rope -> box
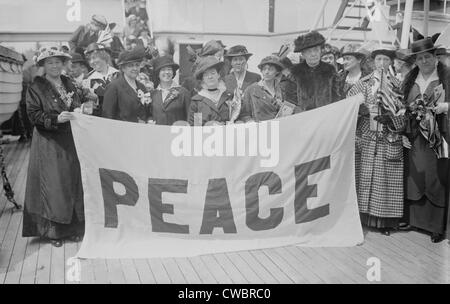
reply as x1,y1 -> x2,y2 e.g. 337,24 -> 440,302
0,143 -> 21,210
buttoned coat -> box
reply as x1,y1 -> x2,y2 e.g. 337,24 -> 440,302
102,74 -> 148,122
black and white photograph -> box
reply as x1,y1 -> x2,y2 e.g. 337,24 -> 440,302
0,0 -> 449,289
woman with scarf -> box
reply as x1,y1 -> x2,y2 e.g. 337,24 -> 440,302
149,56 -> 191,125
401,38 -> 449,243
188,56 -> 236,126
348,46 -> 406,236
23,48 -> 86,247
239,55 -> 286,122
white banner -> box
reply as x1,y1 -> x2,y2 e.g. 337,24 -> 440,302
71,95 -> 364,259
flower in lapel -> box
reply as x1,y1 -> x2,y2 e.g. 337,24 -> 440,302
58,89 -> 74,107
165,88 -> 180,103
137,89 -> 152,105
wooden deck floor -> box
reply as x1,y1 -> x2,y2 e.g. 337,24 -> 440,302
0,141 -> 448,284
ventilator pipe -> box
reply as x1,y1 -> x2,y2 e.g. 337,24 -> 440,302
400,0 -> 414,49
424,0 -> 429,37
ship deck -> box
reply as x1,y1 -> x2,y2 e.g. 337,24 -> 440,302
0,141 -> 448,284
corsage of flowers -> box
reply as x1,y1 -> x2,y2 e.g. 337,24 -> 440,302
137,89 -> 152,105
57,88 -> 74,108
165,88 -> 180,103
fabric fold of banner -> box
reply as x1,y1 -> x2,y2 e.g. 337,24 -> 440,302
71,95 -> 364,259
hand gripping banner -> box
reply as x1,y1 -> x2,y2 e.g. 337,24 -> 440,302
71,95 -> 364,258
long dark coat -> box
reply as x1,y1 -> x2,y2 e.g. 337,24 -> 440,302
24,75 -> 84,224
403,63 -> 449,208
291,61 -> 343,111
223,71 -> 261,94
150,86 -> 191,125
102,74 -> 148,122
188,91 -> 232,126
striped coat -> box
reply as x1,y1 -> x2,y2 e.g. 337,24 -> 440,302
348,72 -> 405,218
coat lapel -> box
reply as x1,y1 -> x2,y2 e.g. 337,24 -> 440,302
161,88 -> 180,111
119,76 -> 140,105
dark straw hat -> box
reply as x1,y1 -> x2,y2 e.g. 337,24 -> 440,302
117,47 -> 146,66
194,56 -> 225,80
84,43 -> 107,56
257,55 -> 284,71
340,43 -> 367,59
409,38 -> 438,55
152,55 -> 179,76
224,45 -> 253,59
371,45 -> 396,60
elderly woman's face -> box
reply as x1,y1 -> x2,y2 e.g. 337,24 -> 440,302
159,66 -> 173,83
202,68 -> 220,89
43,57 -> 64,78
122,61 -> 141,79
415,52 -> 437,75
374,54 -> 392,71
302,45 -> 322,67
261,64 -> 278,82
231,56 -> 247,73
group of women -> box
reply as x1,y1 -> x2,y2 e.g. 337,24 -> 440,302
23,36 -> 449,247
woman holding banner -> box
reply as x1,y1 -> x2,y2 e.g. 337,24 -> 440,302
102,47 -> 150,123
23,47 -> 85,247
348,46 -> 405,236
401,38 -> 449,243
149,56 -> 191,125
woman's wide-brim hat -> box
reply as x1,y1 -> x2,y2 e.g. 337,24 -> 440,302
370,45 -> 396,60
294,31 -> 326,53
257,55 -> 284,71
70,52 -> 87,64
224,45 -> 253,59
117,47 -> 146,66
340,43 -> 368,59
198,40 -> 226,57
84,43 -> 108,56
36,47 -> 72,66
409,37 -> 438,55
194,56 -> 225,80
152,55 -> 179,75
395,49 -> 415,64
436,47 -> 449,56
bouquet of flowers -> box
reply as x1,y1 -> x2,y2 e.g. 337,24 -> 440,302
56,87 -> 74,108
407,93 -> 446,158
137,89 -> 152,105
